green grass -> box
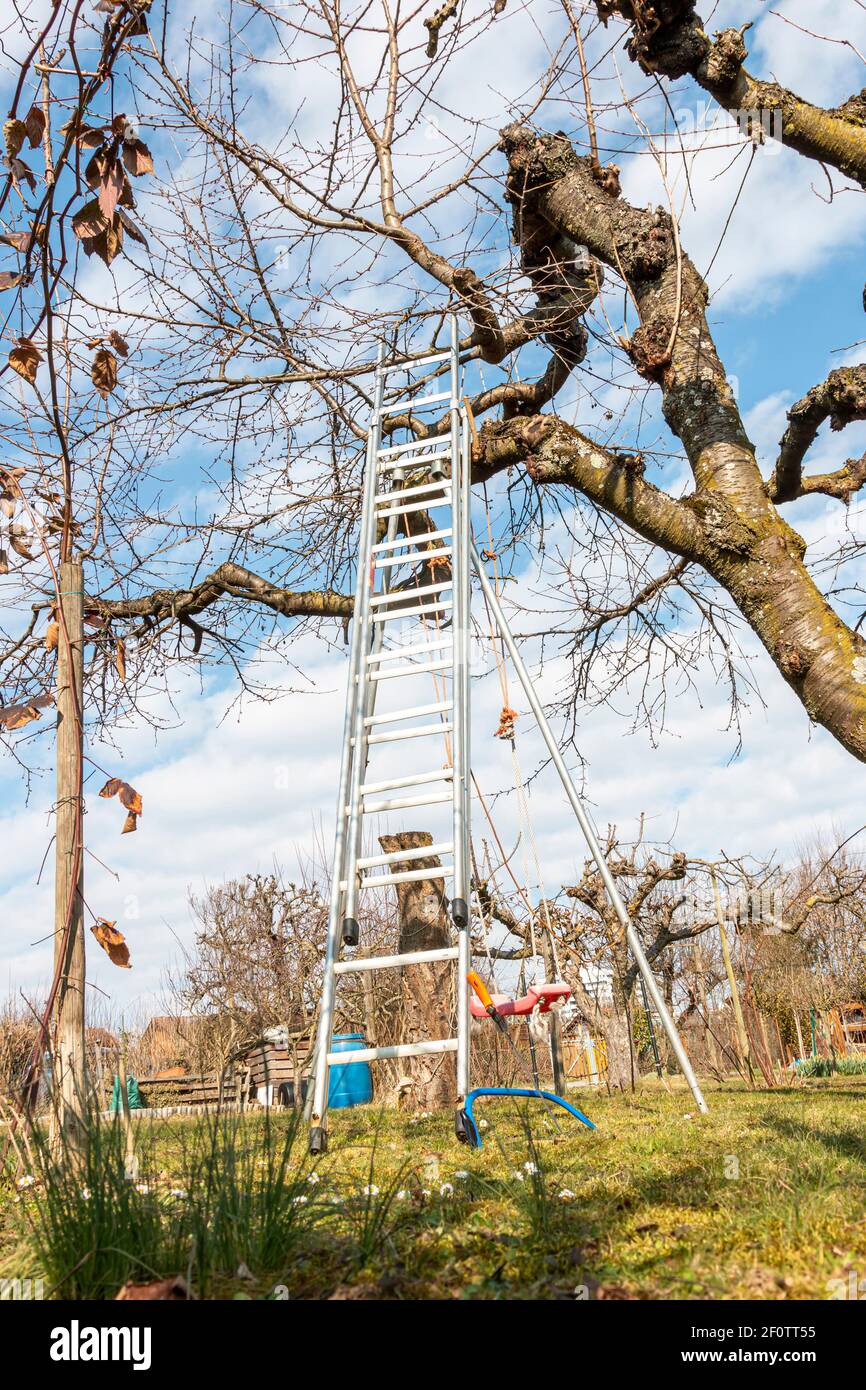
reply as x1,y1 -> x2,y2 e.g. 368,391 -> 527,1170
2,1079 -> 865,1300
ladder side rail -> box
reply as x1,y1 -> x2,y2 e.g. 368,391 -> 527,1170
307,398 -> 381,1140
449,315 -> 469,929
340,363 -> 389,948
455,405 -> 472,1102
469,540 -> 710,1117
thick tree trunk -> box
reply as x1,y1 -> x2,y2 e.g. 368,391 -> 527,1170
477,128 -> 866,764
378,831 -> 454,1111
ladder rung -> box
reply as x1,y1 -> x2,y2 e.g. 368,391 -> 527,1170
375,479 -> 453,504
357,840 -> 454,869
365,699 -> 453,726
326,1038 -> 458,1066
361,767 -> 452,795
369,657 -> 453,681
378,436 -> 451,460
359,866 -> 453,888
371,580 -> 450,607
370,599 -> 452,623
376,499 -> 451,519
380,390 -> 451,415
371,527 -> 452,554
374,545 -> 451,570
366,637 -> 451,663
359,790 -> 453,814
366,720 -> 453,745
333,946 -> 459,975
382,350 -> 451,374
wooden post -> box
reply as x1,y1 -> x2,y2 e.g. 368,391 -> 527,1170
52,558 -> 87,1154
693,939 -> 720,1073
709,869 -> 754,1087
118,1030 -> 137,1179
541,932 -> 566,1095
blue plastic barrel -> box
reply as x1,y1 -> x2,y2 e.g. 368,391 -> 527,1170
327,1033 -> 374,1110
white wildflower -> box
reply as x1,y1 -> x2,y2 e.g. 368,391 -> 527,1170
16,1174 -> 35,1189
293,1194 -> 308,1206
439,1182 -> 454,1197
306,1172 -> 320,1185
559,1188 -> 576,1201
454,1170 -> 470,1181
362,1183 -> 379,1197
523,1161 -> 538,1175
135,1182 -> 151,1196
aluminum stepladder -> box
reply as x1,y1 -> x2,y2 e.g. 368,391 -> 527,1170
308,317 -> 472,1154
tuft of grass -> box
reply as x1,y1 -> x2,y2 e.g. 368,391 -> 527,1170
795,1055 -> 866,1078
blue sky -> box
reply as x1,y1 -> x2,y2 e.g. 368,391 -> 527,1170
1,0 -> 865,1017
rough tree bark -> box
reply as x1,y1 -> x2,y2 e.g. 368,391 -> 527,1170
378,830 -> 454,1111
473,126 -> 866,763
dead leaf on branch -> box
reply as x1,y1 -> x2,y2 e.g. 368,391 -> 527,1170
91,918 -> 131,969
24,106 -> 45,149
115,637 -> 126,680
0,692 -> 53,731
0,272 -> 25,292
45,622 -> 58,653
72,199 -> 108,240
99,775 -> 143,831
122,138 -> 153,177
115,208 -> 148,249
8,339 -> 41,385
108,330 -> 129,356
97,158 -> 125,220
3,118 -> 26,160
0,550 -> 7,576
9,531 -> 35,561
92,347 -> 118,398
9,157 -> 36,193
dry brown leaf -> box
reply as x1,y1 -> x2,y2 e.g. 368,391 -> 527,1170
0,271 -> 24,292
24,105 -> 45,149
108,330 -> 129,356
3,118 -> 26,160
45,622 -> 58,653
0,692 -> 52,730
8,338 -> 41,385
116,1276 -> 191,1301
97,158 -> 124,220
0,550 -> 7,576
90,918 -> 131,969
122,139 -> 154,177
115,207 -> 148,249
92,348 -> 118,399
9,157 -> 35,192
9,532 -> 34,561
115,637 -> 126,680
122,811 -> 138,834
99,775 -> 143,826
72,199 -> 108,240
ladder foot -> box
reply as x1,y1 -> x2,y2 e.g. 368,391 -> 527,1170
342,917 -> 360,947
309,1126 -> 328,1155
454,1107 -> 479,1148
451,898 -> 469,928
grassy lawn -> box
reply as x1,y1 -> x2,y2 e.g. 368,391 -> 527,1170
2,1078 -> 865,1300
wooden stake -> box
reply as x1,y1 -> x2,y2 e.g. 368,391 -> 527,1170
709,869 -> 754,1087
52,559 -> 87,1154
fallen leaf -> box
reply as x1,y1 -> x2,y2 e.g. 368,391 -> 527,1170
90,918 -> 131,968
116,1276 -> 191,1301
8,338 -> 41,385
91,347 -> 118,399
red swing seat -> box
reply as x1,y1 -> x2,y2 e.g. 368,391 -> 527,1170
469,981 -> 571,1020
